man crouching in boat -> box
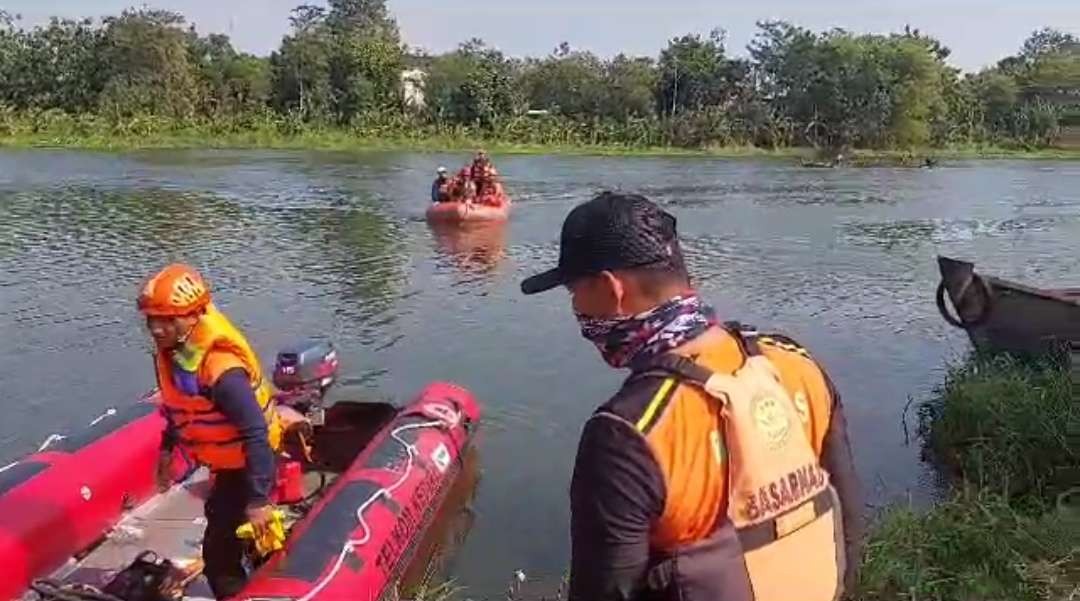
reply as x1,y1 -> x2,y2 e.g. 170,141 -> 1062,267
138,264 -> 282,599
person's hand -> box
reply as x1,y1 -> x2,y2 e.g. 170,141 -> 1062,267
155,452 -> 173,493
245,504 -> 275,539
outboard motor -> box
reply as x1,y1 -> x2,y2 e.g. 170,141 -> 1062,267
271,341 -> 339,504
272,340 -> 339,426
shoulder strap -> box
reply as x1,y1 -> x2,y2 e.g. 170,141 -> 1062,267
632,354 -> 715,387
721,320 -> 763,357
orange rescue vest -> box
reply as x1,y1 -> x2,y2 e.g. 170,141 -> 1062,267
155,304 -> 282,470
633,327 -> 845,601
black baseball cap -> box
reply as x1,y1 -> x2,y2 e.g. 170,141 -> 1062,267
521,192 -> 679,295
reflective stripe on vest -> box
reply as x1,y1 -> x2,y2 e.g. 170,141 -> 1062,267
156,304 -> 281,470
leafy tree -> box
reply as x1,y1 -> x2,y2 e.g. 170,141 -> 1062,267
657,29 -> 748,116
188,32 -> 272,116
520,43 -> 605,119
97,9 -> 201,119
0,0 -> 1074,151
270,6 -> 333,119
425,39 -> 521,127
1021,28 -> 1079,60
604,54 -> 658,120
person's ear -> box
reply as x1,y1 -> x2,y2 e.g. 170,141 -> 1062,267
598,271 -> 627,316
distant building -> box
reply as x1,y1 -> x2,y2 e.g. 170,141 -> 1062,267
401,68 -> 426,111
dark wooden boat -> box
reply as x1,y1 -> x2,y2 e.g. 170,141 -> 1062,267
936,256 -> 1080,356
799,159 -> 838,168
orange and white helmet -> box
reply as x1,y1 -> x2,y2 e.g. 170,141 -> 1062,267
137,264 -> 211,317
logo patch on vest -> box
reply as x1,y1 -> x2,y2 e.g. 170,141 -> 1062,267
751,395 -> 791,448
793,391 -> 810,424
743,463 -> 825,522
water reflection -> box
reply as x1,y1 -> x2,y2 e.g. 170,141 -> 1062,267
428,222 -> 508,279
287,206 -> 409,340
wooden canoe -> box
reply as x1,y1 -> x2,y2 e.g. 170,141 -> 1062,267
936,255 -> 1080,356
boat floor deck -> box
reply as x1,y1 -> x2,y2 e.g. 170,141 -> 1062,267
51,471 -> 216,599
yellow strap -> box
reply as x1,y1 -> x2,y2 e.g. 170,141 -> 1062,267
635,378 -> 675,432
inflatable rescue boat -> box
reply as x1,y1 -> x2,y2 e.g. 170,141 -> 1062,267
1,341 -> 481,601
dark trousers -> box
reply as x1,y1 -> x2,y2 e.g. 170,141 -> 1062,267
203,470 -> 250,599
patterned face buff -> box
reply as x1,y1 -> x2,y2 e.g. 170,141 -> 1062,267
576,294 -> 718,368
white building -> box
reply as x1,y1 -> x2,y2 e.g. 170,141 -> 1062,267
401,69 -> 426,111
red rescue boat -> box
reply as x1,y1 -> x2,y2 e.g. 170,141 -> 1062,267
2,341 -> 482,601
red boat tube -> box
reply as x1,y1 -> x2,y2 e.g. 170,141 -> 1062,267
426,195 -> 511,224
237,382 -> 481,601
0,399 -> 175,600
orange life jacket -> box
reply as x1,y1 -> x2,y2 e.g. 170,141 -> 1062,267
155,304 -> 282,470
632,326 -> 844,601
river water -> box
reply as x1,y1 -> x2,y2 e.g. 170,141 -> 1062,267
1,150 -> 1077,596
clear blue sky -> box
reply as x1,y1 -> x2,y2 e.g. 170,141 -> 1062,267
4,0 -> 1078,72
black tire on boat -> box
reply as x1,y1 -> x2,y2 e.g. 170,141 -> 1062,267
936,275 -> 994,329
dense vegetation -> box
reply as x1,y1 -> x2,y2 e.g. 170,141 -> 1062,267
858,355 -> 1079,601
0,1 -> 1078,151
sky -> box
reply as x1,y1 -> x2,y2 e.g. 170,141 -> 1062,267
4,0 -> 1079,72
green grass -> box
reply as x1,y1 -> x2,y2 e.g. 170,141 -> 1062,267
919,355 -> 1078,498
858,489 -> 1079,601
0,127 -> 802,157
857,355 -> 1080,601
2,114 -> 1080,159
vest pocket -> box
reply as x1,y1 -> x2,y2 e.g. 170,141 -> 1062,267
648,522 -> 754,601
742,503 -> 843,601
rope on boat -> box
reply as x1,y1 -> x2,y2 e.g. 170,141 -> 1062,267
37,434 -> 67,453
245,406 -> 461,601
35,408 -> 119,453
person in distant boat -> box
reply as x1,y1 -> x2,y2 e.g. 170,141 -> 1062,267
520,192 -> 863,601
138,264 -> 282,599
432,166 -> 451,203
454,167 -> 476,203
470,150 -> 499,197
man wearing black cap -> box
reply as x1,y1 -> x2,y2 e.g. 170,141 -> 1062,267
521,191 -> 862,601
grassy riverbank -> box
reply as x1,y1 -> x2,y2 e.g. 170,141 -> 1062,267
857,355 -> 1079,601
2,117 -> 1079,160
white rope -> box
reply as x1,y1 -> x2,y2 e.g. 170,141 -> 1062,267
245,411 -> 458,601
33,407 -> 118,454
88,408 -> 117,427
38,434 -> 67,453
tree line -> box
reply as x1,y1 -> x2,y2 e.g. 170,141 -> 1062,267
0,1 -> 1077,150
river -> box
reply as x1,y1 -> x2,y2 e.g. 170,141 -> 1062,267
0,150 -> 1077,596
